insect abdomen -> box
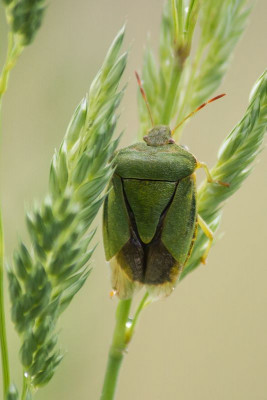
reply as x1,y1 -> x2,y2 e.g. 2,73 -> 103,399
106,175 -> 197,298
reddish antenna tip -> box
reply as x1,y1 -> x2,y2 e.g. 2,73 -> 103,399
135,70 -> 141,85
172,93 -> 226,135
211,93 -> 226,101
135,71 -> 154,127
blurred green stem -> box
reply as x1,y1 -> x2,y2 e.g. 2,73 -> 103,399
161,63 -> 182,124
0,26 -> 23,399
0,211 -> 10,398
21,372 -> 30,400
0,34 -> 11,395
173,49 -> 202,140
0,32 -> 23,99
100,292 -> 149,400
125,292 -> 149,343
100,299 -> 132,400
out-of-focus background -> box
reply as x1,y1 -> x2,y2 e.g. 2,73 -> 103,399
0,1 -> 266,399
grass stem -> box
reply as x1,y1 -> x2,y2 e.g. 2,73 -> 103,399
0,32 -> 23,98
21,372 -> 30,400
161,63 -> 182,124
0,35 -> 12,394
0,210 -> 10,398
126,292 -> 149,344
100,299 -> 132,400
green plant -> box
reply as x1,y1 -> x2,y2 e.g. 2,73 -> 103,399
0,1 -> 266,400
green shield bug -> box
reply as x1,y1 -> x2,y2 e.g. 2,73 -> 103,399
103,72 -> 228,300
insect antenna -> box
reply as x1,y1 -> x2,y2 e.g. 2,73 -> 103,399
135,71 -> 154,127
171,94 -> 226,135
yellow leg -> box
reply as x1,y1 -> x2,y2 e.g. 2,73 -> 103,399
198,214 -> 214,264
196,161 -> 229,187
109,289 -> 117,299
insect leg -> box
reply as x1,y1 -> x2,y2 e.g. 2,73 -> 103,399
196,161 -> 229,187
197,214 -> 214,264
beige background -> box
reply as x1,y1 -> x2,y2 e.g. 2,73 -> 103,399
0,1 -> 267,399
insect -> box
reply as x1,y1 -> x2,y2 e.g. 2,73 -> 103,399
103,72 -> 227,299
